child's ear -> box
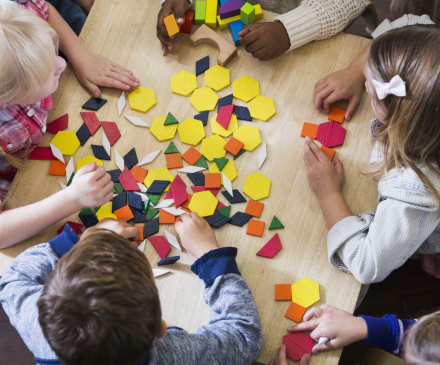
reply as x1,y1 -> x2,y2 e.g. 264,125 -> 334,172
155,319 -> 167,339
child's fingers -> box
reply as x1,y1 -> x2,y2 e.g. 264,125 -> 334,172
107,70 -> 138,88
312,341 -> 336,354
346,93 -> 361,121
102,181 -> 114,195
239,27 -> 261,47
173,1 -> 187,23
268,359 -> 275,365
238,24 -> 260,39
82,77 -> 101,98
303,155 -> 311,169
180,213 -> 193,222
111,65 -> 139,84
75,162 -> 97,178
314,85 -> 332,112
252,48 -> 269,60
321,91 -> 340,114
303,140 -> 318,167
303,307 -> 324,321
299,354 -> 311,365
333,155 -> 344,174
306,138 -> 327,163
288,318 -> 320,332
122,226 -> 140,242
313,80 -> 328,101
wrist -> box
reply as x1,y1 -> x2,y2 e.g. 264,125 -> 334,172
195,243 -> 220,259
353,317 -> 368,342
63,187 -> 84,212
63,41 -> 89,67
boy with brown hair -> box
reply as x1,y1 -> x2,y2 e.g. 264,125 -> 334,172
0,213 -> 263,365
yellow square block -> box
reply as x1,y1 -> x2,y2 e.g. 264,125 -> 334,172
209,160 -> 237,183
210,114 -> 238,138
254,4 -> 263,20
144,167 -> 174,192
77,155 -> 104,171
217,15 -> 241,30
200,135 -> 227,161
291,278 -> 320,308
205,0 -> 218,28
96,202 -> 117,221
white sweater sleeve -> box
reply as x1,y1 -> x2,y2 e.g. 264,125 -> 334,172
274,0 -> 366,51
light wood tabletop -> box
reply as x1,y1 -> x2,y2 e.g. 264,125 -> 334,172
1,1 -> 377,364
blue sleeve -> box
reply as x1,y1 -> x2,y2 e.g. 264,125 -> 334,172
49,224 -> 79,257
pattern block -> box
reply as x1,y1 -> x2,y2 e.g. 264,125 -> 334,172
282,332 -> 313,362
256,233 -> 282,258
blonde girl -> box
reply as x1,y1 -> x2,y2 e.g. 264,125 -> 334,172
303,24 -> 440,284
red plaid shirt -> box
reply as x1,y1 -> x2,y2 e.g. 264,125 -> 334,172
0,0 -> 52,211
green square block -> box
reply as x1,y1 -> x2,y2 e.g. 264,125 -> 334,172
195,1 -> 206,25
241,2 -> 255,25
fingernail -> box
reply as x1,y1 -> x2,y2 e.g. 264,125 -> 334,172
347,115 -> 350,121
135,78 -> 139,82
305,136 -> 311,142
287,326 -> 293,331
177,18 -> 184,22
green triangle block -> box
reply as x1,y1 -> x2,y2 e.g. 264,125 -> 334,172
194,155 -> 208,168
164,141 -> 179,154
127,220 -> 135,226
114,182 -> 124,194
67,172 -> 75,186
79,208 -> 94,215
164,112 -> 179,126
233,149 -> 246,160
214,158 -> 228,171
112,186 -> 118,194
268,215 -> 284,230
147,208 -> 159,220
142,199 -> 150,214
147,193 -> 161,206
216,205 -> 231,217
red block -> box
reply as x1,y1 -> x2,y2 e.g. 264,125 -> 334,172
216,104 -> 235,130
171,176 -> 188,207
208,188 -> 218,196
47,114 -> 68,134
180,9 -> 195,34
118,167 -> 140,191
102,121 -> 121,145
164,189 -> 174,199
191,186 -> 206,193
282,332 -> 313,362
256,233 -> 282,258
28,147 -> 56,160
80,112 -> 101,136
216,200 -> 226,210
327,122 -> 346,148
57,221 -> 83,235
316,121 -> 333,147
148,235 -> 171,259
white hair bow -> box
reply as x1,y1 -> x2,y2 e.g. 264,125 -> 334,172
372,75 -> 406,100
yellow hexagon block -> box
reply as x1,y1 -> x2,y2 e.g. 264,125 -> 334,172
233,125 -> 261,151
51,131 -> 80,156
150,116 -> 178,141
205,65 -> 230,91
248,95 -> 276,122
232,76 -> 259,102
170,70 -> 198,96
200,135 -> 227,161
188,191 -> 218,217
144,167 -> 174,192
77,155 -> 104,171
178,118 -> 206,145
96,202 -> 117,221
210,114 -> 238,138
128,87 -> 156,112
209,160 -> 237,183
243,172 -> 271,200
190,87 -> 219,112
291,278 -> 320,308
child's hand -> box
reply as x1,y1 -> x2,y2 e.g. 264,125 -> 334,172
303,137 -> 344,201
268,345 -> 310,365
313,68 -> 365,121
238,22 -> 290,61
157,0 -> 187,56
72,49 -> 139,98
91,218 -> 140,243
174,212 -> 220,258
68,162 -> 113,209
287,305 -> 368,354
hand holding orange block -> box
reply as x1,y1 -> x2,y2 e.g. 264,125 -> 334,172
164,14 -> 180,37
328,106 -> 346,124
320,145 -> 335,161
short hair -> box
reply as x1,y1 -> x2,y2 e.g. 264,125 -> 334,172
37,228 -> 162,365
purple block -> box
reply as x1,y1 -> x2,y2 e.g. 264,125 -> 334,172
220,0 -> 243,19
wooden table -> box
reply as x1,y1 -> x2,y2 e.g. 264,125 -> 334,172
1,1 -> 377,364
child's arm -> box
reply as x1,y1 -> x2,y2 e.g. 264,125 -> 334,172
46,3 -> 139,97
148,213 -> 263,365
0,162 -> 113,248
238,0 -> 365,61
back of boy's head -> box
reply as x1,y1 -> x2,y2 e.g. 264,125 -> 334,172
366,25 -> 440,204
37,229 -> 162,365
404,311 -> 440,365
0,0 -> 58,104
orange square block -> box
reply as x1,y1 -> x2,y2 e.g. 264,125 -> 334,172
301,122 -> 319,139
224,136 -> 244,156
245,200 -> 264,218
114,205 -> 134,221
285,302 -> 306,322
131,166 -> 148,183
328,106 -> 346,124
159,209 -> 176,224
182,147 -> 202,165
181,193 -> 193,209
135,226 -> 144,241
205,173 -> 221,189
166,153 -> 183,169
246,219 -> 265,237
275,284 -> 292,301
164,14 -> 180,37
320,146 -> 335,161
49,160 -> 66,176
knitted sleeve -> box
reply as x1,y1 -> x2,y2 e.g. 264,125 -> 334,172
274,0 -> 366,51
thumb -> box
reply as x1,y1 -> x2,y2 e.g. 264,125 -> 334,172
174,3 -> 186,24
346,93 -> 361,121
83,78 -> 101,98
333,155 -> 343,173
75,162 -> 97,177
299,354 -> 311,365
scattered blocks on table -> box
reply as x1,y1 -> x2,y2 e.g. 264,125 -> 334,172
77,155 -> 103,171
248,95 -> 276,121
128,87 -> 156,112
269,215 -> 284,230
285,302 -> 306,323
205,0 -> 218,28
232,76 -> 259,102
234,105 -> 252,121
144,167 -> 174,192
182,147 -> 202,165
243,172 -> 271,200
222,189 -> 246,204
164,14 -> 180,37
165,141 -> 179,155
214,158 -> 228,171
229,212 -> 252,227
108,169 -> 121,183
127,191 -> 142,211
321,146 -> 335,161
200,135 -> 227,161
291,278 -> 320,308
146,208 -> 159,220
164,112 -> 179,126
118,91 -> 126,116
91,145 -> 110,160
52,131 -> 81,155
148,235 -> 171,258
112,191 -> 127,212
96,202 -> 117,221
151,116 -> 178,141
76,123 -> 91,146
194,0 -> 206,25
82,97 -> 107,111
158,256 -> 180,266
247,219 -> 265,236
188,172 -> 205,186
132,208 -> 148,223
328,106 -> 346,124
78,212 -> 98,228
166,153 -> 183,169
254,3 -> 263,19
217,205 -> 231,217
194,155 -> 208,168
28,147 -> 56,160
130,166 -> 148,183
80,112 -> 101,136
124,115 -> 149,128
206,213 -> 231,228
216,104 -> 235,129
229,19 -> 245,46
256,233 -> 282,258
233,124 -> 261,151
205,172 -> 221,188
49,160 -> 66,176
245,199 -> 264,218
180,9 -> 195,34
188,191 -> 218,217
114,182 -> 124,194
178,118 -> 206,145
275,284 -> 292,301
144,217 -> 160,238
101,121 -> 121,145
50,143 -> 64,163
220,0 -> 243,19
119,167 -> 141,191
190,87 -> 219,112
217,14 -> 240,30
123,148 -> 138,169
159,209 -> 176,224
47,114 -> 68,134
170,177 -> 188,207
205,65 -> 230,91
115,205 -> 135,221
170,70 -> 198,97
282,332 -> 313,362
224,136 -> 244,156
209,159 -> 237,183
241,2 -> 255,24
316,120 -> 346,148
194,110 -> 209,126
217,94 -> 233,112
301,122 -> 319,139
211,113 -> 238,138
149,180 -> 171,194
196,55 -> 209,75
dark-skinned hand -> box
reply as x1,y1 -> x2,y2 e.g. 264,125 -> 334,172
157,0 -> 187,56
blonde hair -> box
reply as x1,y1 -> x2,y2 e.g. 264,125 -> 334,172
403,311 -> 440,364
0,0 -> 58,169
365,25 -> 440,207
